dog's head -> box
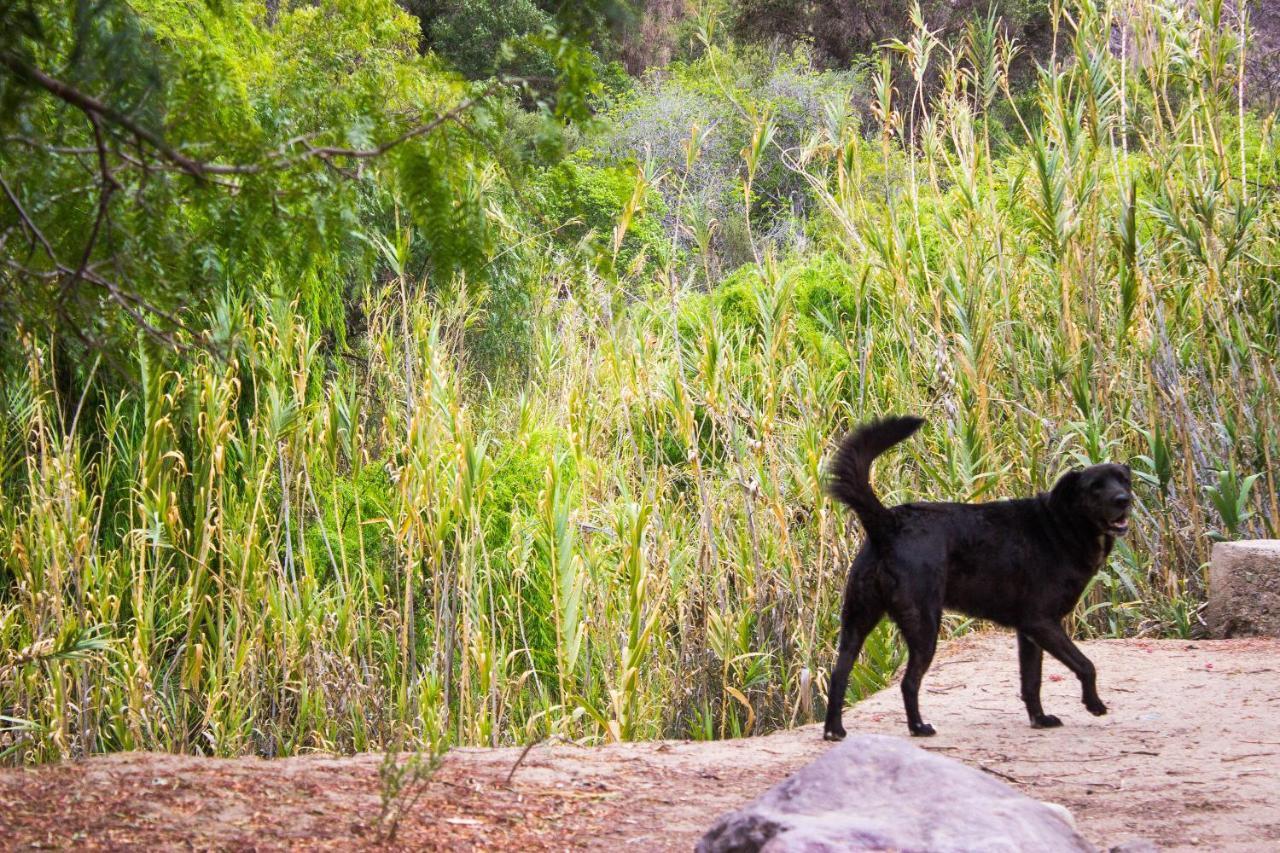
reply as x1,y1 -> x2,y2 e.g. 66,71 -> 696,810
1050,463 -> 1133,536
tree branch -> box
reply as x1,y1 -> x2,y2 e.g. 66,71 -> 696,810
2,52 -> 500,178
1,51 -> 505,354
0,172 -> 57,260
61,113 -> 118,305
1,52 -> 219,178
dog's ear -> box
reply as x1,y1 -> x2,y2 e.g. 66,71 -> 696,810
1050,468 -> 1082,503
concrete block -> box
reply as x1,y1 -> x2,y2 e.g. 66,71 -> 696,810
1207,540 -> 1280,637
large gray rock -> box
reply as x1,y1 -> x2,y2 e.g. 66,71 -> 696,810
1207,539 -> 1280,638
698,734 -> 1094,852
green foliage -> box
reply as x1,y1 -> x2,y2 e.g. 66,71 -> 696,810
701,252 -> 861,378
0,0 -> 609,375
484,426 -> 567,548
2,0 -> 414,356
409,0 -> 554,80
538,152 -> 667,273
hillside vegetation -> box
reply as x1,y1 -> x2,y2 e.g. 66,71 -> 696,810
1,0 -> 1277,764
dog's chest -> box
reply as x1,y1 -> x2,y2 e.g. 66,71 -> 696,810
1093,533 -> 1116,564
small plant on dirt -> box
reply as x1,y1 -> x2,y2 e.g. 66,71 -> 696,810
374,731 -> 447,843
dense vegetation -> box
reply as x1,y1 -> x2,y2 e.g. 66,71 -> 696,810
1,0 -> 1277,765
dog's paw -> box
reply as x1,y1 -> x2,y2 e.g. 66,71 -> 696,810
823,726 -> 847,742
1031,714 -> 1063,729
908,722 -> 936,737
1085,698 -> 1108,716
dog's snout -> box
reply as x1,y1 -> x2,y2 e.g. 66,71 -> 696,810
1112,492 -> 1132,509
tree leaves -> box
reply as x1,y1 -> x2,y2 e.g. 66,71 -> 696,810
1,0 -> 606,374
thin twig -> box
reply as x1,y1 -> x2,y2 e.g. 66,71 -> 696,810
505,736 -> 545,786
979,764 -> 1024,784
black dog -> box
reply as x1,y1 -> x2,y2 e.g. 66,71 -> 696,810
822,415 -> 1132,740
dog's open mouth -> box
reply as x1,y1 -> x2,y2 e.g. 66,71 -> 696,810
1105,517 -> 1130,535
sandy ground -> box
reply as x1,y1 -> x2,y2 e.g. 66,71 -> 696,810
1,633 -> 1278,851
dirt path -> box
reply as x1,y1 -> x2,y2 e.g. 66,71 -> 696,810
2,633 -> 1278,851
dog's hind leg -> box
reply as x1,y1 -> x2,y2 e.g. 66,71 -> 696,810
1017,631 -> 1062,728
892,606 -> 941,737
1025,621 -> 1107,716
823,595 -> 885,742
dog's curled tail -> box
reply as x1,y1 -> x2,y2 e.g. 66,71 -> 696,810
826,415 -> 924,540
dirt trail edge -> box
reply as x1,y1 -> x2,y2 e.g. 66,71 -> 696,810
2,634 -> 1278,851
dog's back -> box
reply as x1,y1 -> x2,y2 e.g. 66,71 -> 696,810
881,497 -> 1098,625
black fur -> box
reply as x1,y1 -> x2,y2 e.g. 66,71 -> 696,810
822,416 -> 1133,741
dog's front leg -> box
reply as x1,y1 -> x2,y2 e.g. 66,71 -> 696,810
1025,621 -> 1108,717
1017,631 -> 1061,728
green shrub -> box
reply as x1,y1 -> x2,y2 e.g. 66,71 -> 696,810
405,0 -> 555,80
538,152 -> 668,275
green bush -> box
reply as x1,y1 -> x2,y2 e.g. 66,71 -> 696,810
538,152 -> 668,275
406,0 -> 555,81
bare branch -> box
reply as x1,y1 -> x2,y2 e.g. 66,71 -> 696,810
269,84 -> 499,166
60,113 -> 118,305
1,52 -> 218,178
2,135 -> 99,155
0,172 -> 57,260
